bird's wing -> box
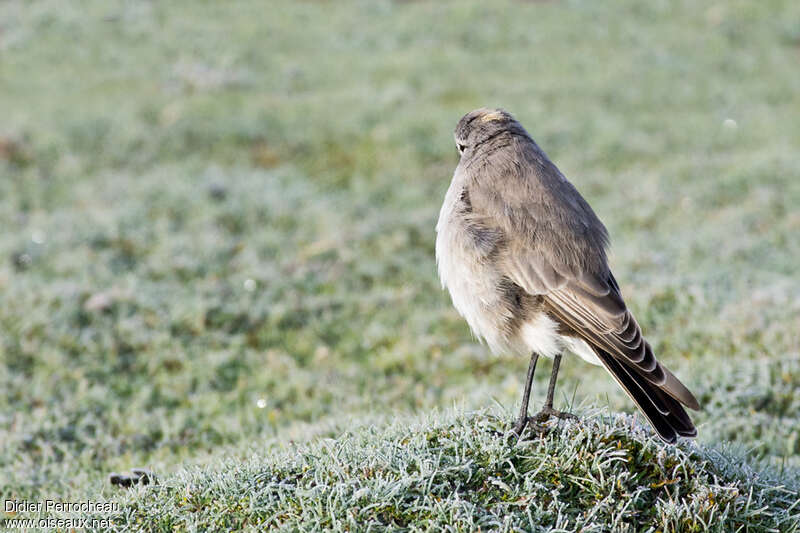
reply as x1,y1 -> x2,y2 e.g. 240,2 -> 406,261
466,155 -> 699,412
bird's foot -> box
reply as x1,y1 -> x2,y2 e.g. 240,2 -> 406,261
508,416 -> 548,440
532,406 -> 578,424
508,408 -> 577,440
511,416 -> 530,437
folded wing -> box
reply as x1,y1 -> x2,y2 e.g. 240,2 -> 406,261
466,151 -> 699,441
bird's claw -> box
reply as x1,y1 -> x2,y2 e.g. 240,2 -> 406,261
533,406 -> 578,423
508,407 -> 577,440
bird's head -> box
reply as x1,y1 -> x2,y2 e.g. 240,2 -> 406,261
453,108 -> 528,160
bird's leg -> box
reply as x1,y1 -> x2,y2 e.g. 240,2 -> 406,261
533,353 -> 578,423
511,351 -> 539,435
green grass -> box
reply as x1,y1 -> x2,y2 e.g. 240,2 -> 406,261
1,0 -> 799,530
97,410 -> 800,532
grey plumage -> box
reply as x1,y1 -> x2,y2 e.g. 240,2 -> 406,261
436,108 -> 699,443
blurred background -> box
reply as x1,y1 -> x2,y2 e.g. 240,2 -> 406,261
1,0 -> 799,500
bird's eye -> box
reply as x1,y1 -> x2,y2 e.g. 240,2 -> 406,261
457,143 -> 467,153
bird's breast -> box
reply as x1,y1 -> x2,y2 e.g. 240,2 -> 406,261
436,186 -> 518,355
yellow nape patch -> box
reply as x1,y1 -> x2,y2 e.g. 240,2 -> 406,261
480,111 -> 504,123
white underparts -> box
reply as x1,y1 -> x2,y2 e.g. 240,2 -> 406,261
561,336 -> 602,366
520,315 -> 603,366
520,315 -> 561,359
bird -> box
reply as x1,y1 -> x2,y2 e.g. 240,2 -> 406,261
435,108 -> 699,443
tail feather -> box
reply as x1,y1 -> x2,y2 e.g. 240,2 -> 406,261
660,364 -> 701,410
595,348 -> 697,443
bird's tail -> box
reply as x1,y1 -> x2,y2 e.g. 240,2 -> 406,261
594,348 -> 697,444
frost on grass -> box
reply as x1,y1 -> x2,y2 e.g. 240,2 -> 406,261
103,410 -> 799,532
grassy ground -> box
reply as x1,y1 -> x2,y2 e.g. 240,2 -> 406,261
98,410 -> 800,532
1,0 -> 799,530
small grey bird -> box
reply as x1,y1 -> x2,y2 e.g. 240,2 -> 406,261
436,108 -> 700,443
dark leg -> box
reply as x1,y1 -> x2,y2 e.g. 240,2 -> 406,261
533,353 -> 577,423
512,352 -> 539,435
543,352 -> 562,410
